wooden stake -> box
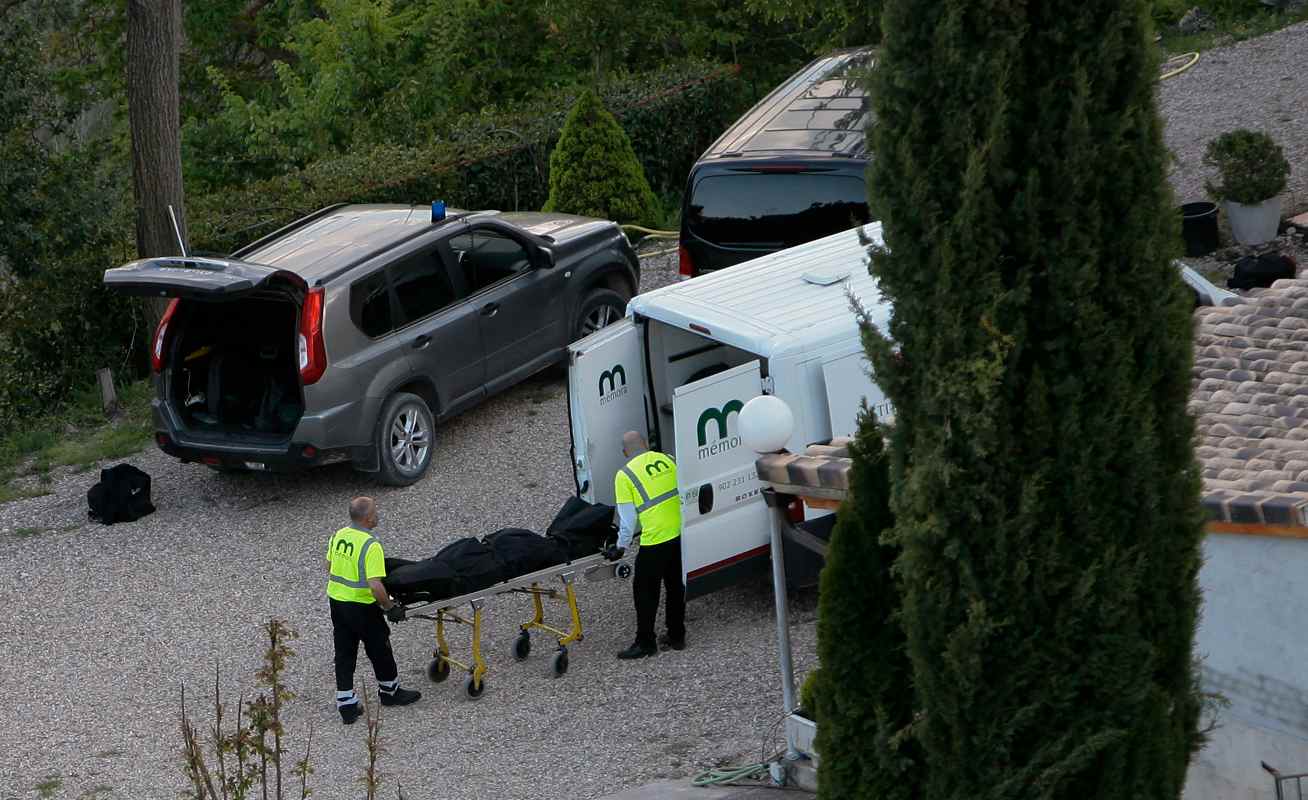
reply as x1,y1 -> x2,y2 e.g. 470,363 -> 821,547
97,368 -> 121,419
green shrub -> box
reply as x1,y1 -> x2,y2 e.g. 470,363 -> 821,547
1204,128 -> 1291,204
189,61 -> 745,253
542,90 -> 658,225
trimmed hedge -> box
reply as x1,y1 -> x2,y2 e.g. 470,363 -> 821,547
193,60 -> 746,252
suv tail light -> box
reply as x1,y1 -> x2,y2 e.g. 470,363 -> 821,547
152,298 -> 180,373
298,287 -> 327,385
678,244 -> 694,278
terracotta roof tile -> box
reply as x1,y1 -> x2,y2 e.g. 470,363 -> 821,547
1194,279 -> 1308,526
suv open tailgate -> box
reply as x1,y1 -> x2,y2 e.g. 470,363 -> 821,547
103,256 -> 306,298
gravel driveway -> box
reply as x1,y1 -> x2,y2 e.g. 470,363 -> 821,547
6,24 -> 1308,800
1161,21 -> 1308,213
1,249 -> 818,800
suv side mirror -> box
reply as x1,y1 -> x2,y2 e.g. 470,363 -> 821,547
535,246 -> 556,269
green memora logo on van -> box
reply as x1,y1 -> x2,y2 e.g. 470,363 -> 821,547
598,365 -> 628,404
696,399 -> 744,459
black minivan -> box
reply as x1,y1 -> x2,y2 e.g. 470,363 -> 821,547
679,48 -> 873,278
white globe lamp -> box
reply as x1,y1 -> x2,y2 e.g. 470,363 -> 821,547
739,395 -> 795,454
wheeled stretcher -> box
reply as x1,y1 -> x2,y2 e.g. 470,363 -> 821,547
398,550 -> 634,700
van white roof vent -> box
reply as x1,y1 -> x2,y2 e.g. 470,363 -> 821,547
802,268 -> 851,286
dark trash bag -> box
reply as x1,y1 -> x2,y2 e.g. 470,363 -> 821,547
546,497 -> 617,559
87,464 -> 156,525
1228,252 -> 1297,290
382,557 -> 459,602
483,528 -> 567,577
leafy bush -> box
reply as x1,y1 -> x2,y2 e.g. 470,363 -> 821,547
1204,128 -> 1291,204
542,90 -> 658,225
190,61 -> 745,253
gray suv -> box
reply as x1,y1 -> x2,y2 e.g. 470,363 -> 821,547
104,203 -> 639,485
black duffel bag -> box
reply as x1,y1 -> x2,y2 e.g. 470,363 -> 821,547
482,528 -> 566,578
88,463 -> 156,525
545,497 -> 617,560
1228,251 -> 1297,290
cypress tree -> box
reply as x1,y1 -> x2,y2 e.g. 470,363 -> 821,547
808,404 -> 922,800
542,89 -> 657,225
859,1 -> 1207,797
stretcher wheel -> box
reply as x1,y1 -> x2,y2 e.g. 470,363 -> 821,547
550,648 -> 569,678
513,632 -> 531,662
464,674 -> 486,700
428,657 -> 450,683
616,562 -> 632,580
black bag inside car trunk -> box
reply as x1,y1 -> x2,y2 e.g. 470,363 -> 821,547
545,497 -> 617,559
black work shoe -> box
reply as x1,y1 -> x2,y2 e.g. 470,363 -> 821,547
659,633 -> 686,651
339,702 -> 363,725
378,687 -> 421,706
617,642 -> 657,660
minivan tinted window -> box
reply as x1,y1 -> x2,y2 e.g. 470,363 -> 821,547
686,172 -> 869,248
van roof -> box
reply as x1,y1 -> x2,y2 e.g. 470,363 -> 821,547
629,224 -> 889,358
699,48 -> 872,161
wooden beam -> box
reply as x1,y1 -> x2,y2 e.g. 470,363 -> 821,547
1206,521 -> 1308,540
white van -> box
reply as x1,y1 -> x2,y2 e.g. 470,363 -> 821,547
566,224 -> 889,597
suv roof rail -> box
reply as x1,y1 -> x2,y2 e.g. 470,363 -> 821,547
231,203 -> 350,259
312,212 -> 473,287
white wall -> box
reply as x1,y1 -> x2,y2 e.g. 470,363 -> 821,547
1185,533 -> 1308,800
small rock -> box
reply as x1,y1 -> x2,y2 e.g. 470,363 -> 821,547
1178,6 -> 1215,34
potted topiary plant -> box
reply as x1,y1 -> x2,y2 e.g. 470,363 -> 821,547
1204,129 -> 1291,246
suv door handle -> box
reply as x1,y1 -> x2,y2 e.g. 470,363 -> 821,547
480,302 -> 500,317
412,334 -> 431,349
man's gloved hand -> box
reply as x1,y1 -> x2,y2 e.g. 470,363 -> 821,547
385,603 -> 406,623
604,545 -> 626,562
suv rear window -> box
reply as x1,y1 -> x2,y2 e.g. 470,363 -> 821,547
687,172 -> 869,248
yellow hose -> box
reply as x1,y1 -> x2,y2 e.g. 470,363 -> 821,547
621,224 -> 679,241
1160,51 -> 1200,81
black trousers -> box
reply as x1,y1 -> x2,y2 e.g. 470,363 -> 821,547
633,538 -> 686,649
329,599 -> 398,693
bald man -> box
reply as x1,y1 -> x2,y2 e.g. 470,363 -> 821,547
610,431 -> 686,659
326,496 -> 420,724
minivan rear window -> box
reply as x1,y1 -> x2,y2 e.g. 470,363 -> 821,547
686,172 -> 869,248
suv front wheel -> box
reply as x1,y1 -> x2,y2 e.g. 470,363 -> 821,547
376,392 -> 434,486
575,288 -> 628,339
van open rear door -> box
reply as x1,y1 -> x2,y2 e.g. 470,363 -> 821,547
673,360 -> 769,597
567,317 -> 648,504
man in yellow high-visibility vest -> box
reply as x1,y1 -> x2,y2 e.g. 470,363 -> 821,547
326,496 -> 420,724
608,431 -> 685,659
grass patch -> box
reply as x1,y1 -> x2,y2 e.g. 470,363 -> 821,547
35,774 -> 63,799
13,526 -> 46,537
1159,5 -> 1308,56
0,379 -> 153,505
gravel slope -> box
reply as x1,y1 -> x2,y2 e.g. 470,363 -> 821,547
1,249 -> 820,800
1160,22 -> 1308,212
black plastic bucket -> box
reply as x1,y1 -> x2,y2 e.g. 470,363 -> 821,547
1181,201 -> 1219,257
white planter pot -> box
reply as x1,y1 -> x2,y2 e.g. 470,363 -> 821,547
1225,197 -> 1282,246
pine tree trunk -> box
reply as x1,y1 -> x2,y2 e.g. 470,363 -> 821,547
127,0 -> 187,343
860,1 -> 1207,797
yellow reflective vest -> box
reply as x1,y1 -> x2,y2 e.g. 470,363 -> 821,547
614,451 -> 681,546
326,527 -> 386,603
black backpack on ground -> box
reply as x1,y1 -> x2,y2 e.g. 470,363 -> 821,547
545,497 -> 617,559
87,464 -> 156,525
1228,251 -> 1296,290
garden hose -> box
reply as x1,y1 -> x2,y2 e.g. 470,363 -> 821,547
621,224 -> 679,241
1160,51 -> 1200,81
691,762 -> 772,787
